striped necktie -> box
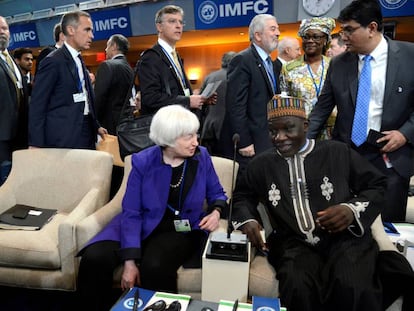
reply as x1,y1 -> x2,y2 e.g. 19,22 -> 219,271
351,55 -> 372,146
2,50 -> 14,69
2,50 -> 22,106
171,50 -> 183,75
171,50 -> 185,90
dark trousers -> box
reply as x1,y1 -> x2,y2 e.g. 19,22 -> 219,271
268,234 -> 382,311
77,228 -> 206,311
0,140 -> 12,164
371,156 -> 409,222
79,115 -> 96,150
0,141 -> 12,186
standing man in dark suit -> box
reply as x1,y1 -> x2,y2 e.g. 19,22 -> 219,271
138,5 -> 211,117
13,47 -> 34,96
200,51 -> 236,156
35,23 -> 65,75
29,11 -> 106,150
94,34 -> 134,135
220,13 -> 281,171
0,16 -> 28,183
308,0 -> 414,222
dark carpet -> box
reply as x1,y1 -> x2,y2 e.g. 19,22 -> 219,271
0,286 -> 78,311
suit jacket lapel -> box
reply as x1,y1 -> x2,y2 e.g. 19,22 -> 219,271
251,45 -> 274,96
0,58 -> 16,84
154,43 -> 190,94
175,50 -> 192,89
347,53 -> 359,107
62,45 -> 81,91
383,39 -> 399,110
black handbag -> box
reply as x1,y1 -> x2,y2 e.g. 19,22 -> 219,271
116,60 -> 155,159
117,112 -> 154,159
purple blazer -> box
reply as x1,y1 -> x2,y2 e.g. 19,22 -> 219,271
84,145 -> 227,260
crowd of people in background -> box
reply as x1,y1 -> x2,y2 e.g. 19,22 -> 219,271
1,0 -> 414,310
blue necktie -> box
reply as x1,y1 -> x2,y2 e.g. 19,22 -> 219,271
265,56 -> 277,93
351,55 -> 372,146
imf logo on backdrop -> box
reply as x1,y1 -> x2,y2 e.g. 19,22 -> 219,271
9,33 -> 14,47
379,0 -> 408,9
198,1 -> 219,24
257,306 -> 277,311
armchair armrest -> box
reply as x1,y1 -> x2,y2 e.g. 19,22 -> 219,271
58,188 -> 101,276
76,193 -> 123,250
0,183 -> 17,213
371,215 -> 398,252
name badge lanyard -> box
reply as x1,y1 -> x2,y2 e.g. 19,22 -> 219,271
167,160 -> 188,218
162,47 -> 187,89
262,60 -> 276,94
307,58 -> 325,99
75,60 -> 92,115
74,59 -> 85,93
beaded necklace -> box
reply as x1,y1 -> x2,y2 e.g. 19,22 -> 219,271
170,160 -> 187,189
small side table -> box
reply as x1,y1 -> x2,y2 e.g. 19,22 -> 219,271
201,233 -> 251,303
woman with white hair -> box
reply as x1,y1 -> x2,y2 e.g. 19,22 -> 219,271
77,105 -> 227,310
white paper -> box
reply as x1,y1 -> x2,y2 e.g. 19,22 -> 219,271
201,80 -> 222,97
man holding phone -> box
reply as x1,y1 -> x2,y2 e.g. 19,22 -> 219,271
307,0 -> 414,222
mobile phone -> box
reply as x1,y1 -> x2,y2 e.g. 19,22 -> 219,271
12,206 -> 30,219
366,129 -> 386,148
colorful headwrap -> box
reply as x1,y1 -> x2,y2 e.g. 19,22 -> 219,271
298,17 -> 336,40
267,95 -> 306,120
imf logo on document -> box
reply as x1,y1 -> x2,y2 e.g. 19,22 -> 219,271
257,307 -> 276,311
379,0 -> 407,9
198,1 -> 218,24
124,297 -> 143,309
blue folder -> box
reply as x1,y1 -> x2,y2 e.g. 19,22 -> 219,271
111,287 -> 155,311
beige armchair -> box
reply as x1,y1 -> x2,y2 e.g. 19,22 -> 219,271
0,148 -> 113,291
76,155 -> 238,299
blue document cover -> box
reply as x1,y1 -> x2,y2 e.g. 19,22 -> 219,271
252,296 -> 280,311
111,287 -> 155,311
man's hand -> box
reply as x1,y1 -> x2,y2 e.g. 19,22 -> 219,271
238,144 -> 255,157
316,204 -> 354,233
240,222 -> 267,252
98,127 -> 108,139
189,94 -> 207,110
206,92 -> 218,105
379,130 -> 407,153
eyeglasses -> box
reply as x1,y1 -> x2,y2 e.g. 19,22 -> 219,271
339,25 -> 362,37
301,34 -> 326,42
162,18 -> 185,26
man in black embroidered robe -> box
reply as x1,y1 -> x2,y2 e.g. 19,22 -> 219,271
232,95 -> 414,311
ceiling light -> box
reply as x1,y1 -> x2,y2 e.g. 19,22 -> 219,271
12,12 -> 32,23
55,4 -> 78,16
106,0 -> 147,7
32,8 -> 54,20
79,0 -> 105,11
